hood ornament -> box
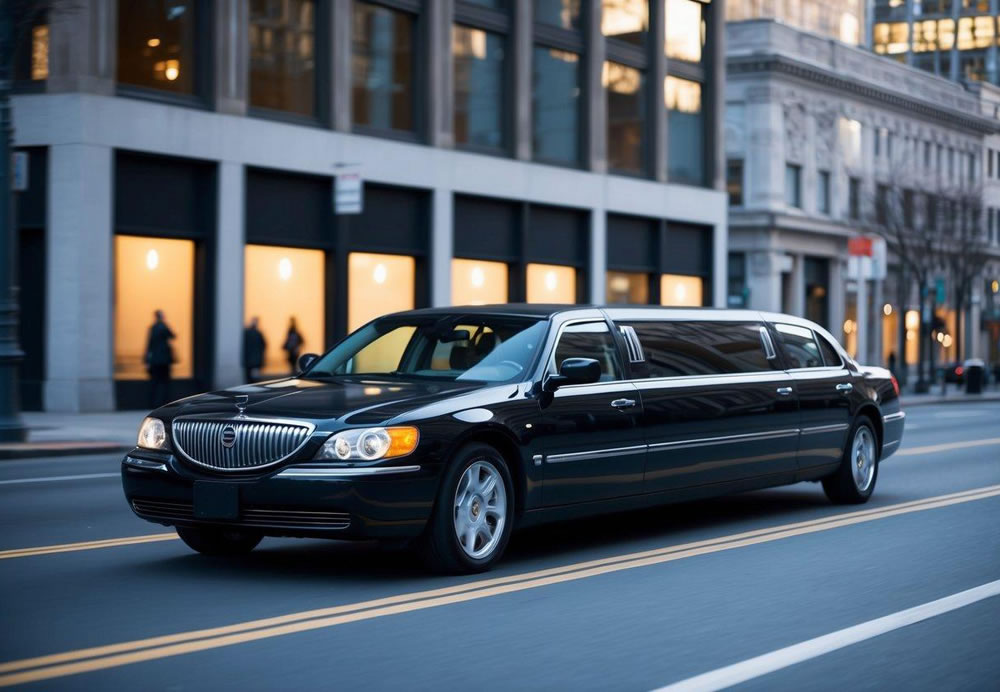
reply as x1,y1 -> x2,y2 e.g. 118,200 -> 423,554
234,394 -> 249,418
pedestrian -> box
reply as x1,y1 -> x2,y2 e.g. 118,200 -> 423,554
887,351 -> 897,378
242,316 -> 266,383
283,317 -> 304,373
145,309 -> 175,408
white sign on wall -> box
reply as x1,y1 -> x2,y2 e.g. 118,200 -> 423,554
335,174 -> 363,215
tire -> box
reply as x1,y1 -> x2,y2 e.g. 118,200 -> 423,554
420,444 -> 514,574
176,526 -> 262,556
822,418 -> 879,505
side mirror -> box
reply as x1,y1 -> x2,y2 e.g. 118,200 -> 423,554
297,353 -> 319,374
544,357 -> 602,392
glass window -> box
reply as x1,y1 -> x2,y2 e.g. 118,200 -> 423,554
665,0 -> 704,61
817,333 -> 842,367
244,245 -> 325,375
626,321 -> 773,378
848,177 -> 861,219
348,252 -> 415,331
352,3 -> 415,132
14,14 -> 48,82
310,316 -> 546,383
533,48 -> 580,164
660,274 -> 703,306
602,0 -> 648,45
727,252 -> 746,308
451,259 -> 508,305
604,62 -> 644,174
114,236 -> 194,380
607,271 -> 649,304
551,322 -> 623,380
453,26 -> 505,149
727,159 -> 743,206
818,170 -> 830,214
535,0 -> 582,30
785,163 -> 802,208
118,0 -> 199,95
666,76 -> 704,185
775,323 -> 822,369
527,263 -> 576,303
249,0 -> 316,116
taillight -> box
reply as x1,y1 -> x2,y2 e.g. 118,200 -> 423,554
955,366 -> 964,376
890,374 -> 900,396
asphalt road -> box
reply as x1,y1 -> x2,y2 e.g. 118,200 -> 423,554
1,402 -> 999,691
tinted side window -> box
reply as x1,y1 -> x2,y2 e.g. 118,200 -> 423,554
816,333 -> 842,367
774,323 -> 822,369
552,322 -> 623,381
625,321 -> 773,378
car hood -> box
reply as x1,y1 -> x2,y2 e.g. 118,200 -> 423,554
160,377 -> 485,426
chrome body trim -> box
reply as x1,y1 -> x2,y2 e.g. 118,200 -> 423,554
545,445 -> 647,464
171,415 -> 317,473
800,423 -> 850,435
883,439 -> 900,449
760,326 -> 777,360
883,411 -> 906,423
648,428 -> 800,450
274,465 -> 422,478
124,457 -> 168,473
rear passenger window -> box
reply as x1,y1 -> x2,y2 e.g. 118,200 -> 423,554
624,321 -> 775,378
774,324 -> 822,369
552,322 -> 623,381
816,334 -> 842,367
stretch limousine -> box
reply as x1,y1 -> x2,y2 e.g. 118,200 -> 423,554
123,306 -> 905,572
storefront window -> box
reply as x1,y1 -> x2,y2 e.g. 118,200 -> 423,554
607,271 -> 649,304
665,0 -> 704,62
453,26 -> 505,149
352,3 -> 415,132
249,0 -> 317,116
244,245 -> 325,375
348,252 -> 415,331
526,263 -> 576,304
114,236 -> 194,380
602,0 -> 648,45
605,62 -> 644,174
533,48 -> 580,165
118,0 -> 200,95
660,274 -> 702,306
666,76 -> 704,186
452,259 -> 508,305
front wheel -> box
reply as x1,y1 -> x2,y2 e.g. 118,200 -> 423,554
421,444 -> 514,573
822,419 -> 879,504
176,526 -> 262,555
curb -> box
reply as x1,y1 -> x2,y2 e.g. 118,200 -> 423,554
0,443 -> 132,460
899,393 -> 1000,407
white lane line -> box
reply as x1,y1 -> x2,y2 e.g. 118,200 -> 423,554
0,472 -> 120,486
654,579 -> 1000,692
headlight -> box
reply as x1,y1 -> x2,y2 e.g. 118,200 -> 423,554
315,427 -> 419,461
137,417 -> 168,450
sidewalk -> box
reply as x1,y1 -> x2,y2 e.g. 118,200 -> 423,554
0,411 -> 145,460
899,386 -> 1000,407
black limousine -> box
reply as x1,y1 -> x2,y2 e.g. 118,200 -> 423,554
123,305 -> 904,572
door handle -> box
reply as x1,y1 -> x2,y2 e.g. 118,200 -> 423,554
836,383 -> 854,393
776,387 -> 793,396
611,398 -> 636,409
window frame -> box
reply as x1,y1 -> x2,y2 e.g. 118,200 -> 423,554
532,17 -> 586,169
772,323 -> 828,371
545,319 -> 628,384
453,0 -> 512,156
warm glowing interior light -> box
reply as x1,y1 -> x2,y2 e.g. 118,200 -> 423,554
278,257 -> 293,281
544,271 -> 558,292
147,37 -> 161,47
883,304 -> 893,316
526,264 -> 575,304
992,280 -> 999,294
164,59 -> 180,81
348,253 -> 415,331
146,249 -> 159,271
373,263 -> 388,285
660,274 -> 702,307
941,334 -> 953,348
452,259 -> 507,306
905,310 -> 920,330
470,266 -> 485,288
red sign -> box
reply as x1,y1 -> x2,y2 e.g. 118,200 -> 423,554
848,236 -> 873,257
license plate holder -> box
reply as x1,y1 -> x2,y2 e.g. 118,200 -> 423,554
193,482 -> 239,520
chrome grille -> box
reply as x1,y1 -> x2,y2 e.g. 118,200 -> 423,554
172,418 -> 314,471
132,499 -> 350,529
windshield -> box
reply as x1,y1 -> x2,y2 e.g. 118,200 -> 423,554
305,315 -> 548,383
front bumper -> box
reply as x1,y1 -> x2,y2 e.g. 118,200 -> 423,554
121,451 -> 442,539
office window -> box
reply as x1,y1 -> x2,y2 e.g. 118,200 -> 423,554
526,263 -> 576,303
875,128 -> 884,157
13,13 -> 48,83
660,274 -> 703,306
451,259 -> 508,305
876,184 -> 889,225
948,147 -> 955,179
924,141 -> 932,168
453,25 -> 505,149
533,48 -> 581,165
666,0 -> 705,62
989,149 -> 994,179
818,170 -> 830,214
605,62 -> 644,174
249,0 -> 317,116
727,252 -> 746,308
785,163 -> 802,209
348,252 -> 415,331
848,177 -> 861,220
352,2 -> 415,132
118,0 -> 201,95
841,118 -> 862,167
969,152 -> 976,183
535,0 -> 582,30
666,76 -> 703,185
726,159 -> 743,206
602,0 -> 648,45
607,271 -> 649,304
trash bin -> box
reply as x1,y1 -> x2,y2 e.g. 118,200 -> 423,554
964,359 -> 985,394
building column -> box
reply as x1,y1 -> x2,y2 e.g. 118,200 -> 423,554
214,0 -> 249,116
427,0 -> 455,148
45,144 -> 115,412
331,0 -> 353,131
989,0 -> 1000,85
706,0 -> 726,192
747,250 -> 783,313
431,188 -> 454,307
589,210 -> 607,303
46,0 -> 116,95
829,257 -> 846,347
872,277 -> 884,365
650,0 -> 667,182
789,253 -> 805,317
513,0 -> 532,160
949,0 -> 960,82
585,0 -> 606,173
213,162 -> 245,389
712,221 -> 727,308
746,87 -> 784,208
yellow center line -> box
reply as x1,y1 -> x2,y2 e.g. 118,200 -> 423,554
895,437 -> 1000,456
2,483 -> 999,688
0,533 -> 177,561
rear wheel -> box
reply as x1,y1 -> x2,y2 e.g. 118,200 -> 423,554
822,419 -> 879,504
176,526 -> 262,555
421,444 -> 514,573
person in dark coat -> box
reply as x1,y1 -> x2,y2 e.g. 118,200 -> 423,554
145,310 -> 176,408
242,317 -> 266,383
887,351 -> 897,378
283,317 -> 304,373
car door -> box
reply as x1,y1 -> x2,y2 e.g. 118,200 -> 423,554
771,323 -> 853,471
535,321 -> 645,506
624,319 -> 801,493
